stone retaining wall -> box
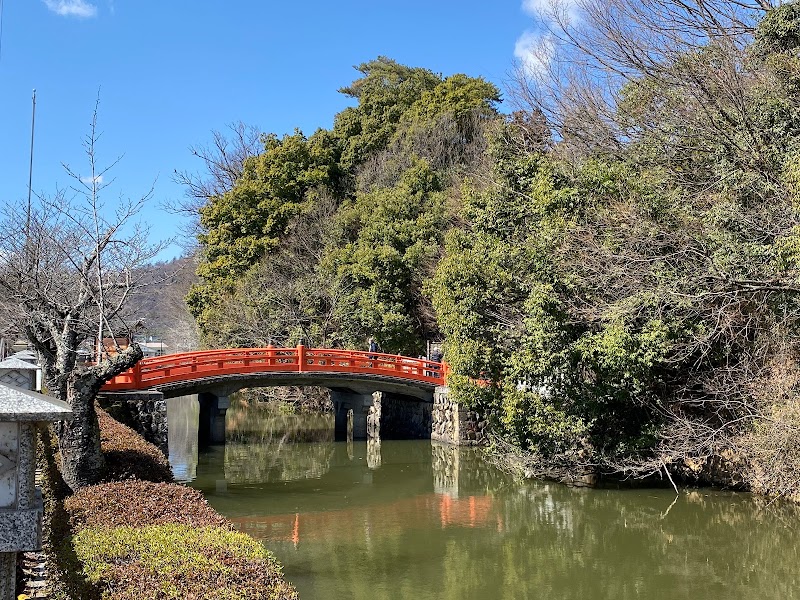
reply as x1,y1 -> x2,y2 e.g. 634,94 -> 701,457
97,391 -> 168,454
431,386 -> 488,446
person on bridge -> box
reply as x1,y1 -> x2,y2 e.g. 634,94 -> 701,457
430,347 -> 443,364
368,337 -> 380,360
428,347 -> 443,378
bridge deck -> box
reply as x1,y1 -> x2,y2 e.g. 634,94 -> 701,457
102,346 -> 448,392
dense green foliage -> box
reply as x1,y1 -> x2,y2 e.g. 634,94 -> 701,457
190,56 -> 500,354
333,57 -> 442,169
187,4 -> 800,493
324,160 -> 447,352
429,148 -> 676,465
429,4 -> 800,484
187,129 -> 342,331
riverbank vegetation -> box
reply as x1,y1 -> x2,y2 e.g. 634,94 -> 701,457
184,2 -> 800,500
39,409 -> 297,599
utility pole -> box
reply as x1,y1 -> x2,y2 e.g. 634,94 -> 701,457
27,90 -> 36,234
0,0 -> 5,63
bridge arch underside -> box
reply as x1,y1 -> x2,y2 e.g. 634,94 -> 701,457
156,372 -> 435,445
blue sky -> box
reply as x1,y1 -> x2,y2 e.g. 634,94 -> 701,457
0,0 -> 548,260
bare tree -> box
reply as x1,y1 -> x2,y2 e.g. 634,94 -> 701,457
511,0 -> 779,164
0,99 -> 166,490
170,121 -> 262,241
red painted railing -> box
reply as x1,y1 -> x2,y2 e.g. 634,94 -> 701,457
102,346 -> 449,392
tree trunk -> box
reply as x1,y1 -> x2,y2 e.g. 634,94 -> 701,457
53,345 -> 143,491
55,375 -> 105,492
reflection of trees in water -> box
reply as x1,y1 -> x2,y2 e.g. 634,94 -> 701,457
167,395 -> 199,482
224,439 -> 335,484
278,476 -> 800,600
190,393 -> 339,484
226,392 -> 334,444
482,485 -> 800,600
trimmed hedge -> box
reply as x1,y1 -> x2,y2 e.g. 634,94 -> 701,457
66,481 -> 229,531
97,408 -> 173,483
73,524 -> 297,600
39,407 -> 298,600
38,426 -> 99,600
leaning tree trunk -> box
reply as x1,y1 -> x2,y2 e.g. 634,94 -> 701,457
55,344 -> 144,492
54,374 -> 106,491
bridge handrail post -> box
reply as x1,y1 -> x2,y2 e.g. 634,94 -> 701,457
133,363 -> 142,388
297,344 -> 305,373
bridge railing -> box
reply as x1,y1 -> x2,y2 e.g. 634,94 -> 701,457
102,345 -> 449,391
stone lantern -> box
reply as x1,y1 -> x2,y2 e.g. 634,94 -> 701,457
0,384 -> 71,600
0,358 -> 40,393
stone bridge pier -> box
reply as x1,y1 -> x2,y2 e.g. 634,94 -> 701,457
331,389 -> 379,440
197,392 -> 230,446
331,389 -> 438,441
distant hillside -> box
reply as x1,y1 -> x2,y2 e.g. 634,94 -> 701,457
131,255 -> 199,353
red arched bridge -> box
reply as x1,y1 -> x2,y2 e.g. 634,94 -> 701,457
98,346 -> 465,447
102,345 -> 448,394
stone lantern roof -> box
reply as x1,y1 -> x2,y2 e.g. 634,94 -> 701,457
9,351 -> 37,364
0,385 -> 71,422
0,358 -> 38,371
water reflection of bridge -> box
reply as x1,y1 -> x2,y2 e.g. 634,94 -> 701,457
172,394 -> 800,600
235,493 -> 500,548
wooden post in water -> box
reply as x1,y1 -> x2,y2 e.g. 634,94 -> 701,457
346,408 -> 354,442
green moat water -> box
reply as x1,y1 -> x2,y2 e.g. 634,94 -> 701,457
167,396 -> 800,599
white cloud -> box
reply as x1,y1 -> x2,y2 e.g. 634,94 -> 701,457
522,0 -> 581,24
522,0 -> 549,17
514,30 -> 556,79
516,0 -> 580,81
43,0 -> 98,18
80,175 -> 103,185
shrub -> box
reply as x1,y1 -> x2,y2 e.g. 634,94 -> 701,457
38,426 -> 101,600
65,481 -> 229,532
98,408 -> 173,483
38,411 -> 297,599
738,353 -> 800,500
73,524 -> 298,600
